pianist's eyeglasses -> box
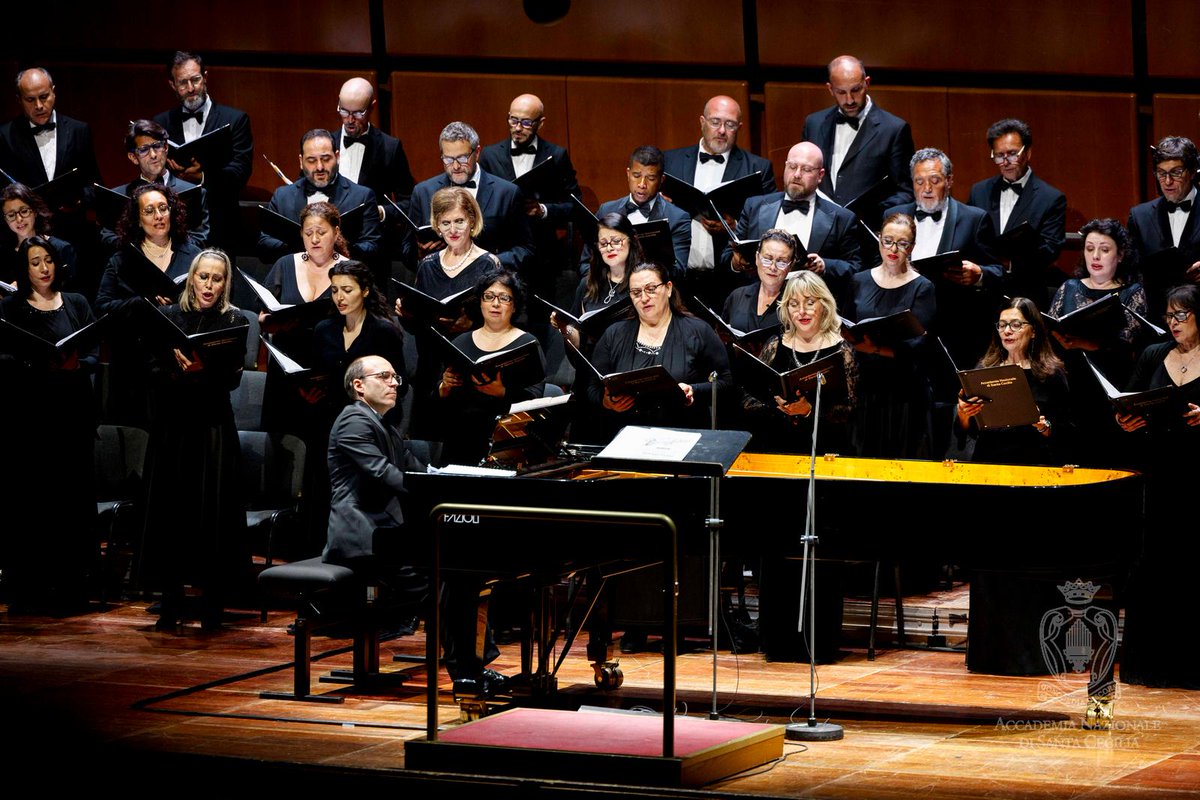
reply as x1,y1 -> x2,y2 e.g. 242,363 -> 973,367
363,371 -> 401,385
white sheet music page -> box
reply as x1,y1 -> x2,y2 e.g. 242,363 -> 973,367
599,426 -> 701,462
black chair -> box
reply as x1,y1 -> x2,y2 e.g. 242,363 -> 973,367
238,431 -> 306,566
93,424 -> 150,603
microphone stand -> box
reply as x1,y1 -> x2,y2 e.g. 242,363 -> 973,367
786,372 -> 844,741
706,371 -> 723,720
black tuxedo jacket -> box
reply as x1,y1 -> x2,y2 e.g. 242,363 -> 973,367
323,400 -> 422,564
404,170 -> 534,272
725,193 -> 863,293
343,125 -> 415,208
100,174 -> 210,250
257,174 -> 382,264
802,103 -> 914,225
0,112 -> 102,189
967,171 -> 1066,304
1127,195 -> 1200,315
583,196 -> 691,279
479,137 -> 581,227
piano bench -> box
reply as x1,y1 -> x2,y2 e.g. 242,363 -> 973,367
257,556 -> 413,703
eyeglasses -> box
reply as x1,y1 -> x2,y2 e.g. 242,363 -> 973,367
437,218 -> 470,231
133,141 -> 167,156
758,254 -> 793,269
996,320 -> 1029,331
597,236 -> 627,250
990,145 -> 1026,164
1164,310 -> 1194,323
173,75 -> 204,89
704,117 -> 740,131
786,298 -> 818,311
3,206 -> 33,222
363,370 -> 401,385
1154,167 -> 1190,182
784,163 -> 821,175
140,203 -> 171,218
337,106 -> 369,120
440,154 -> 474,166
628,282 -> 665,300
482,291 -> 514,304
880,236 -> 913,250
506,115 -> 542,129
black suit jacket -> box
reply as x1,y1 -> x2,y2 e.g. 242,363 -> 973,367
258,174 -> 382,264
0,112 -> 102,189
154,101 -> 253,250
1127,195 -> 1200,315
323,400 -> 422,564
725,193 -> 863,294
802,103 -> 914,226
479,136 -> 581,227
583,196 -> 692,279
342,125 -> 415,209
967,171 -> 1066,304
404,170 -> 534,273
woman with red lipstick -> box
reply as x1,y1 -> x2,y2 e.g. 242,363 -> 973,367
1,183 -> 78,289
956,297 -> 1069,465
142,248 -> 249,630
846,212 -> 936,458
1117,284 -> 1200,689
0,237 -> 98,611
435,268 -> 545,465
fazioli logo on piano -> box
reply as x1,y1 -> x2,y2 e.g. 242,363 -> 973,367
440,513 -> 480,524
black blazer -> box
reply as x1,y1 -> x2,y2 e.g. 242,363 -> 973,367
724,193 -> 863,293
0,112 -> 102,188
967,171 -> 1066,303
802,103 -> 914,225
257,174 -> 382,264
479,136 -> 581,227
583,196 -> 692,279
1127,195 -> 1200,315
343,125 -> 415,208
404,169 -> 534,273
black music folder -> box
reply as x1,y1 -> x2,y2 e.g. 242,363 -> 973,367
715,210 -> 763,262
261,335 -> 337,393
731,342 -> 846,404
569,340 -> 687,407
432,329 -> 545,389
392,279 -> 477,326
911,250 -> 964,279
32,168 -> 88,209
533,294 -> 632,340
119,243 -> 187,301
662,170 -> 765,220
387,197 -> 443,245
258,202 -> 368,253
239,269 -> 331,332
631,218 -> 674,270
0,314 -> 108,364
569,194 -> 601,242
688,294 -> 781,348
145,299 -> 249,370
168,124 -> 233,168
1083,354 -> 1185,417
1139,246 -> 1191,302
512,156 -> 565,202
994,220 -> 1042,257
939,339 -> 1039,430
840,309 -> 925,345
1042,292 -> 1126,344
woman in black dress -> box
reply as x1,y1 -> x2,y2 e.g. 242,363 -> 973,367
845,212 -> 937,458
721,228 -> 795,341
141,248 -> 249,630
1116,284 -> 1200,689
956,297 -> 1070,465
435,268 -> 545,466
0,237 -> 98,611
2,183 -> 78,289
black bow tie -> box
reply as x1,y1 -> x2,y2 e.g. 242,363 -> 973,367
626,200 -> 655,217
1166,198 -> 1193,213
30,121 -> 56,135
510,141 -> 537,156
781,197 -> 811,215
915,208 -> 943,222
698,151 -> 725,164
836,113 -> 860,131
181,109 -> 204,124
343,133 -> 368,148
302,180 -> 327,197
1003,181 -> 1023,196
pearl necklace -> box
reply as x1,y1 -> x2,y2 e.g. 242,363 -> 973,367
442,244 -> 476,273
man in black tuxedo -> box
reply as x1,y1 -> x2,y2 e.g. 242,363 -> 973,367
155,51 -> 253,255
335,77 -> 415,214
723,141 -> 861,299
405,121 -> 533,274
257,128 -> 383,268
663,95 -> 776,305
1127,136 -> 1200,316
99,119 -> 210,251
801,55 -> 914,232
479,93 -> 580,312
0,67 -> 103,293
583,145 -> 690,280
967,119 -> 1066,308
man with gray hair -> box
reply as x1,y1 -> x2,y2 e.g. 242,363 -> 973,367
403,121 -> 533,272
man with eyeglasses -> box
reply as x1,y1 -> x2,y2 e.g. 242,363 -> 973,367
335,77 -> 415,214
479,94 -> 580,314
663,95 -> 776,306
405,121 -> 533,275
257,128 -> 383,269
1127,136 -> 1200,317
99,119 -> 210,251
967,119 -> 1066,308
722,141 -> 861,297
801,55 -> 914,232
154,51 -> 253,255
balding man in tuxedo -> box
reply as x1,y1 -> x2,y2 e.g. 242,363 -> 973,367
335,77 -> 415,213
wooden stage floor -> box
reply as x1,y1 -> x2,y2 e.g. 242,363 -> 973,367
2,599 -> 1198,799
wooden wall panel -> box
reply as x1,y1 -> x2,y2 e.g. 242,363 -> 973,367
1146,0 -> 1200,77
1152,95 -> 1200,145
756,0 -> 1134,77
383,0 -> 744,66
564,78 -> 751,205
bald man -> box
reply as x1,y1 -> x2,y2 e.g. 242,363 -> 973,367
801,55 -> 914,231
723,141 -> 862,298
663,94 -> 776,304
335,77 -> 415,212
480,93 -> 580,315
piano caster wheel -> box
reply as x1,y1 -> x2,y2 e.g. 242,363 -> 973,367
594,663 -> 624,690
